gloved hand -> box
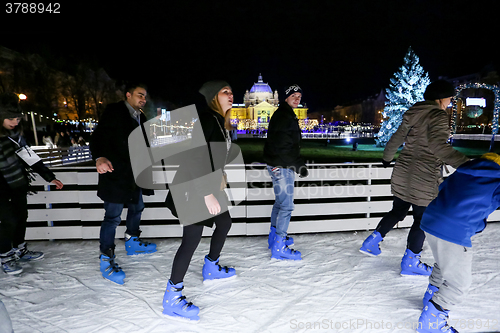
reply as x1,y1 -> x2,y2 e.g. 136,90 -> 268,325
382,159 -> 392,168
299,166 -> 309,178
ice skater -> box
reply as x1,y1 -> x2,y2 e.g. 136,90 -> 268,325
263,84 -> 308,260
89,83 -> 157,285
163,81 -> 238,321
0,93 -> 64,275
416,153 -> 500,333
359,80 -> 469,276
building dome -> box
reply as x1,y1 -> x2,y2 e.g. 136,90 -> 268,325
249,75 -> 273,94
245,74 -> 278,106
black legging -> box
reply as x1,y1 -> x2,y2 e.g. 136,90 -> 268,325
375,196 -> 427,253
170,211 -> 232,284
0,189 -> 28,253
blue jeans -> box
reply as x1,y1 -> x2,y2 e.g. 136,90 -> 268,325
267,166 -> 295,237
100,193 -> 145,253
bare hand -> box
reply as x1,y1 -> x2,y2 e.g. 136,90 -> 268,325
204,194 -> 221,215
51,179 -> 64,190
96,157 -> 114,174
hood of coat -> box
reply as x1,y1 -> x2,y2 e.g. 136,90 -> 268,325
403,101 -> 442,127
453,157 -> 500,180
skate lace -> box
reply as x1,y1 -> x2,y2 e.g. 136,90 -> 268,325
417,261 -> 432,271
107,260 -> 122,273
174,294 -> 195,310
218,264 -> 230,273
2,256 -> 17,265
134,237 -> 152,246
440,321 -> 455,332
22,250 -> 38,257
14,247 -> 27,259
436,311 -> 456,332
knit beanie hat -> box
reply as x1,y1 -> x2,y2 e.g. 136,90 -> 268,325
481,153 -> 500,166
283,84 -> 303,100
424,80 -> 455,100
0,92 -> 23,118
199,80 -> 231,105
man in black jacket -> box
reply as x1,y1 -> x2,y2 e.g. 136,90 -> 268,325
263,84 -> 308,261
90,83 -> 156,285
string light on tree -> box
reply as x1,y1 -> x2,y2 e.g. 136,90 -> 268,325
298,119 -> 319,131
375,47 -> 430,147
451,82 -> 500,135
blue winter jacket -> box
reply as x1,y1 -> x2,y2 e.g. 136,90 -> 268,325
420,157 -> 500,247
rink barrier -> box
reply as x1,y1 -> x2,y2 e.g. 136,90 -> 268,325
25,163 -> 500,240
32,146 -> 93,167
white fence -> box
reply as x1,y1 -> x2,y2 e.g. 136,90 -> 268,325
32,146 -> 93,167
452,134 -> 499,141
26,163 -> 500,241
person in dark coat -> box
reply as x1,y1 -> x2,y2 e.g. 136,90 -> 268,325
89,83 -> 156,285
263,84 -> 308,261
359,80 -> 469,276
162,80 -> 238,321
417,153 -> 500,333
0,93 -> 63,275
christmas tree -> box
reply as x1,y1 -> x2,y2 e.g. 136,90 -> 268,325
375,47 -> 430,146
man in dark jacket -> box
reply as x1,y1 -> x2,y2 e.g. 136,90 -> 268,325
263,84 -> 308,261
90,83 -> 156,285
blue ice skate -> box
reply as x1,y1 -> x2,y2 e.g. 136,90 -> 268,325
422,284 -> 439,308
124,233 -> 157,255
359,230 -> 383,256
202,255 -> 236,282
14,242 -> 44,262
401,249 -> 433,276
271,235 -> 302,260
100,251 -> 126,285
162,280 -> 199,321
268,226 -> 293,249
417,301 -> 458,333
1,249 -> 23,275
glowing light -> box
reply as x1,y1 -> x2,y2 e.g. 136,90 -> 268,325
466,97 -> 486,107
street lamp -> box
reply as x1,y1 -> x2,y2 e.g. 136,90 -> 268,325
18,94 -> 39,146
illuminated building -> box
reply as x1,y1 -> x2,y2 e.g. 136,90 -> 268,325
230,74 -> 308,129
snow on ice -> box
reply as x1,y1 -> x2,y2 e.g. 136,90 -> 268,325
1,223 -> 500,333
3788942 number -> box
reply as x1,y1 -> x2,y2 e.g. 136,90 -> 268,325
6,3 -> 61,14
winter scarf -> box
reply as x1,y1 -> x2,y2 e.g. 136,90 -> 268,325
0,131 -> 29,189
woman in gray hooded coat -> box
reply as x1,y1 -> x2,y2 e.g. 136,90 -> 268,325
360,80 -> 469,276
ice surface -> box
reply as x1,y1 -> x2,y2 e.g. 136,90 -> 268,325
1,223 -> 499,333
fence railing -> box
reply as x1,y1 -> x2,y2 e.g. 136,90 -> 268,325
25,163 -> 500,240
32,146 -> 93,167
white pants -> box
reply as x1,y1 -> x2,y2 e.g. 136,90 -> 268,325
426,232 -> 473,310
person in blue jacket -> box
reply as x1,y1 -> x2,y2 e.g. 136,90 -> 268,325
416,153 -> 500,333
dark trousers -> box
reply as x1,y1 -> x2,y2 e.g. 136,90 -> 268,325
170,211 -> 232,284
375,196 -> 427,253
0,189 -> 28,253
99,192 -> 145,254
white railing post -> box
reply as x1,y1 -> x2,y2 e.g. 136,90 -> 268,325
367,163 -> 372,219
44,184 -> 53,227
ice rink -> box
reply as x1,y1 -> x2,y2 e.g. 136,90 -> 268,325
1,223 -> 499,333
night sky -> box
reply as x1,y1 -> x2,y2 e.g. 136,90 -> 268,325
1,0 -> 498,111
